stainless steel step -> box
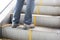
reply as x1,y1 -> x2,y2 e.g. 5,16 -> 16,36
2,24 -> 60,40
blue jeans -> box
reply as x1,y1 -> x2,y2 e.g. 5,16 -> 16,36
12,0 -> 35,25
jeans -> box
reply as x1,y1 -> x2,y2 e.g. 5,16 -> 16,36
12,0 -> 35,25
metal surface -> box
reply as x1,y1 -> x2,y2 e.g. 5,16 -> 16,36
20,14 -> 60,27
0,0 -> 15,27
22,5 -> 60,15
25,0 -> 60,6
1,13 -> 60,28
0,0 -> 13,14
2,27 -> 60,40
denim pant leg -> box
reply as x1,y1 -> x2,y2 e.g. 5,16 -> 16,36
24,0 -> 35,25
12,0 -> 25,24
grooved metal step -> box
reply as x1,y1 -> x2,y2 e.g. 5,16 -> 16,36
2,24 -> 60,40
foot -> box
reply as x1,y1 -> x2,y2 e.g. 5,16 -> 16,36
12,24 -> 19,28
22,24 -> 34,30
24,24 -> 34,28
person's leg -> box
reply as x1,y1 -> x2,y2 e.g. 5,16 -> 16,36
22,0 -> 35,29
24,0 -> 35,25
12,0 -> 25,28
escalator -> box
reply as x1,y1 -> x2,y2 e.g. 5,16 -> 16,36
0,0 -> 60,40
